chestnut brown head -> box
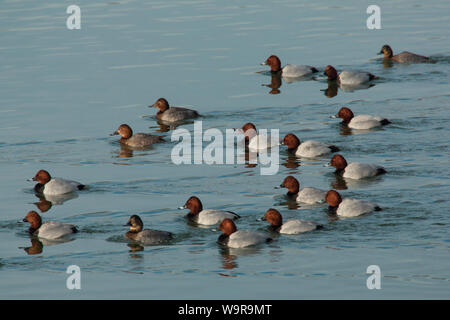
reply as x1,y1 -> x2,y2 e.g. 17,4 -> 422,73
324,65 -> 338,80
280,176 -> 300,194
336,107 -> 355,123
282,133 -> 301,150
182,196 -> 203,215
263,208 -> 283,228
330,154 -> 348,171
22,211 -> 42,230
325,190 -> 342,207
112,124 -> 133,139
219,218 -> 238,236
242,123 -> 257,141
262,55 -> 282,72
32,170 -> 51,185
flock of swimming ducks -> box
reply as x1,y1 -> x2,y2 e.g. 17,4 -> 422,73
22,44 -> 431,249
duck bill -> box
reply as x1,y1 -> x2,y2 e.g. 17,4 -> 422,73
378,50 -> 383,55
110,131 -> 119,136
261,61 -> 267,66
178,205 -> 186,210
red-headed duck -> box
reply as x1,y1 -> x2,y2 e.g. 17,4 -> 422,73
325,190 -> 381,217
151,98 -> 199,123
262,55 -> 318,77
279,176 -> 326,204
262,208 -> 322,234
329,154 -> 387,179
111,124 -> 165,147
282,133 -> 339,158
31,169 -> 86,195
379,45 -> 429,63
218,218 -> 272,248
241,122 -> 279,151
22,211 -> 78,240
124,215 -> 173,244
179,196 -> 240,225
335,107 -> 391,129
324,65 -> 376,85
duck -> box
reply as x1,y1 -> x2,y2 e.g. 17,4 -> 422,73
111,124 -> 165,147
324,65 -> 376,85
31,169 -> 86,195
262,55 -> 318,77
151,98 -> 199,123
180,196 -> 240,225
262,208 -> 322,234
379,44 -> 429,63
217,219 -> 272,248
282,133 -> 339,158
124,215 -> 173,244
22,211 -> 78,240
241,123 -> 279,151
334,107 -> 391,129
329,154 -> 386,180
325,190 -> 381,217
279,176 -> 326,204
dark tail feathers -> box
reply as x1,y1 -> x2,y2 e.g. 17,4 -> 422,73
374,206 -> 382,212
77,184 -> 87,191
380,119 -> 391,126
311,67 -> 319,73
376,168 -> 387,175
329,145 -> 340,153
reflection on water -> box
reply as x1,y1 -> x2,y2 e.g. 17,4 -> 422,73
261,73 -> 282,95
153,118 -> 197,132
33,197 -> 52,213
21,238 -> 43,255
322,81 -> 339,98
218,245 -> 266,270
322,81 -> 375,98
21,236 -> 75,255
281,153 -> 300,170
128,243 -> 144,253
35,192 -> 78,207
329,173 -> 386,190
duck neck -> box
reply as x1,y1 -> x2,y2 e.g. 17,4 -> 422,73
328,205 -> 338,214
34,183 -> 44,193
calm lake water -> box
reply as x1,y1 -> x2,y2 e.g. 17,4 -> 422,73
0,0 -> 449,299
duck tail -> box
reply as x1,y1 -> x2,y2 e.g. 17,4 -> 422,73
374,206 -> 382,212
228,211 -> 241,219
380,119 -> 391,126
311,67 -> 319,73
316,224 -> 324,230
376,168 -> 387,175
77,184 -> 87,191
329,145 -> 340,153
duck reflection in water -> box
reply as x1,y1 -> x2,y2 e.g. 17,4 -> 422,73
261,73 -> 282,95
33,192 -> 78,212
322,81 -> 375,98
